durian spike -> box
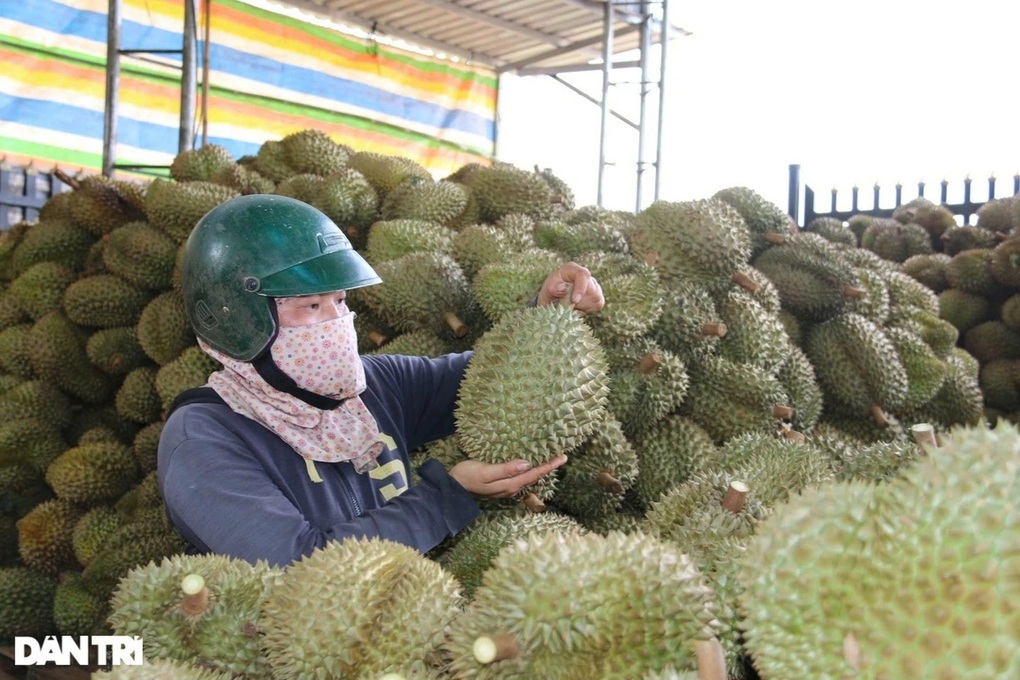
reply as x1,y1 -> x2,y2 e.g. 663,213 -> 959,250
763,232 -> 787,245
721,480 -> 749,514
909,423 -> 939,452
842,285 -> 867,300
843,632 -> 863,672
701,321 -> 728,338
595,470 -> 624,495
694,638 -> 727,680
772,404 -> 794,420
367,330 -> 389,348
638,352 -> 663,375
730,271 -> 759,294
868,404 -> 891,428
442,311 -> 468,338
521,492 -> 546,513
473,634 -> 520,664
180,573 -> 210,617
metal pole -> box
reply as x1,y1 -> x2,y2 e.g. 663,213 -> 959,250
201,0 -> 212,146
102,0 -> 122,177
635,0 -> 652,212
597,0 -> 614,207
180,0 -> 199,152
653,0 -> 669,201
787,163 -> 800,224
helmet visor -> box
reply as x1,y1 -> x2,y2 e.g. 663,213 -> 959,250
257,247 -> 382,297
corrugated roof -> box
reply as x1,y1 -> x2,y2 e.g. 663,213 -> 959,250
267,0 -> 686,73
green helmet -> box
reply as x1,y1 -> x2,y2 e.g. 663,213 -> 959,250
182,194 -> 381,361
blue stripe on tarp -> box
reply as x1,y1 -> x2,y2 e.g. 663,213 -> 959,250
0,92 -> 263,159
0,1 -> 496,140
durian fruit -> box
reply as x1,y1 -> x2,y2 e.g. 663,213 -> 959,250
975,195 -> 1018,235
144,179 -> 240,243
804,312 -> 909,424
366,252 -> 480,340
45,441 -> 140,506
630,415 -> 721,509
86,326 -> 148,376
274,173 -> 325,204
650,281 -> 726,365
380,176 -> 478,229
53,571 -> 108,635
682,356 -> 791,445
365,219 -> 456,263
452,221 -> 537,281
892,196 -> 957,244
0,566 -> 57,638
457,162 -> 556,223
605,338 -> 689,438
260,537 -> 462,679
551,415 -> 639,520
132,421 -> 164,474
0,378 -> 72,429
964,320 -> 1020,362
311,167 -> 380,249
885,326 -> 948,410
455,305 -> 610,503
16,497 -> 84,574
26,311 -> 117,404
804,215 -> 857,247
63,274 -> 152,329
902,252 -> 952,292
137,290 -> 194,366
0,324 -> 35,379
859,219 -> 934,262
169,143 -> 235,182
714,290 -> 790,373
470,249 -> 562,324
102,221 -> 178,290
945,248 -> 1000,296
741,422 -> 1020,680
346,150 -> 432,202
751,233 -> 864,322
109,553 -> 281,678
211,162 -> 275,195
813,435 -> 923,483
8,218 -> 94,276
93,658 -> 233,679
989,236 -> 1020,288
72,505 -> 125,567
938,287 -> 991,335
279,128 -> 352,176
941,223 -> 998,256
115,366 -> 162,424
628,199 -> 751,288
980,358 -> 1020,412
437,508 -> 584,599
773,345 -> 823,433
444,530 -> 720,679
8,261 -> 77,320
713,185 -> 794,257
0,417 -> 67,472
533,218 -> 629,258
575,250 -> 664,344
153,346 -> 221,410
250,140 -> 294,183
67,174 -> 147,237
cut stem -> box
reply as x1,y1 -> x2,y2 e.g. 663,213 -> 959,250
521,492 -> 546,513
702,321 -> 728,338
869,404 -> 891,428
473,634 -> 520,664
842,285 -> 867,300
731,271 -> 759,294
595,471 -> 624,495
367,330 -> 389,347
721,480 -> 749,514
180,574 -> 210,617
910,423 -> 938,451
442,311 -> 468,338
638,352 -> 663,375
772,404 -> 794,420
763,232 -> 787,245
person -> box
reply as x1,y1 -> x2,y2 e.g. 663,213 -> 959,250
157,194 -> 605,568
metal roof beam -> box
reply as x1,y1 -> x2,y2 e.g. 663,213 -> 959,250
559,0 -> 690,38
498,22 -> 641,72
412,0 -> 570,46
516,59 -> 640,75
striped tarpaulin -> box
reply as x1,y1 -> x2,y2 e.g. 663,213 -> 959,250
0,0 -> 498,176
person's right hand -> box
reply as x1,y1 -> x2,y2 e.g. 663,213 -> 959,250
448,455 -> 568,499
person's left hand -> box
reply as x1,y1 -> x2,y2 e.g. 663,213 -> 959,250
536,262 -> 605,313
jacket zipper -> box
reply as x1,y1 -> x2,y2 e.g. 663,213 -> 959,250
340,473 -> 362,516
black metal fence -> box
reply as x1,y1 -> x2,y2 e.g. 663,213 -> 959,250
0,162 -> 74,230
787,163 -> 1020,228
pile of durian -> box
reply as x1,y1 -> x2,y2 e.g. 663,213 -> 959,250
0,130 -> 1015,679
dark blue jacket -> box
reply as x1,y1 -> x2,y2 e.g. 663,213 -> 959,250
157,352 -> 479,568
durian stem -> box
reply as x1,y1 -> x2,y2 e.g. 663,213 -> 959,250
694,638 -> 728,680
910,423 -> 939,451
843,633 -> 863,672
644,251 -> 660,266
702,321 -> 728,338
638,352 -> 663,375
842,285 -> 867,300
869,405 -> 891,428
781,426 -> 806,442
595,471 -> 624,495
53,168 -> 81,190
772,404 -> 794,420
763,232 -> 787,245
721,481 -> 749,514
994,231 -> 1009,242
180,574 -> 209,617
521,492 -> 546,513
731,271 -> 759,294
442,311 -> 468,338
473,634 -> 520,664
367,331 -> 389,348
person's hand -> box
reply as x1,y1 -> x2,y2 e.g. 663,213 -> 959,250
536,262 -> 605,313
447,454 -> 568,499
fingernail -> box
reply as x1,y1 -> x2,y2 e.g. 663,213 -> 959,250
572,293 -> 581,303
559,454 -> 569,464
514,462 -> 532,473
